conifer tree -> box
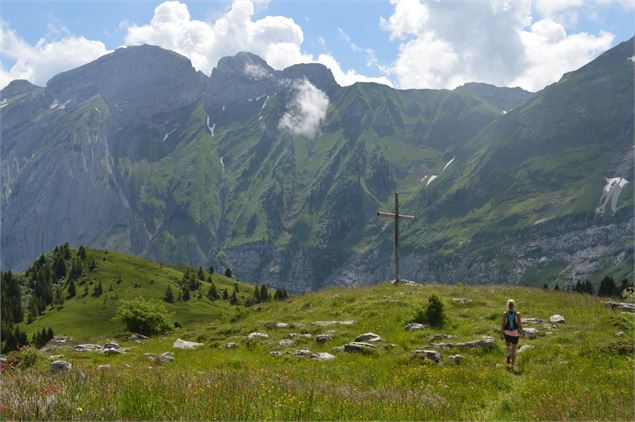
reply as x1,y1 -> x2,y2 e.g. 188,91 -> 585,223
164,285 -> 175,303
78,245 -> 87,261
54,256 -> 67,280
207,282 -> 219,300
93,280 -> 103,297
182,287 -> 190,301
230,290 -> 238,305
222,289 -> 229,301
598,276 -> 617,297
67,279 -> 76,298
208,265 -> 214,274
198,267 -> 205,281
225,268 -> 233,278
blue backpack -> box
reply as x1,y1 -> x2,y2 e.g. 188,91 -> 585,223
505,311 -> 518,330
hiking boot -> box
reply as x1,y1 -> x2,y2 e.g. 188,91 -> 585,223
506,355 -> 511,365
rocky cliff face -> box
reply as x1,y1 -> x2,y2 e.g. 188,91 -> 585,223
1,41 -> 632,291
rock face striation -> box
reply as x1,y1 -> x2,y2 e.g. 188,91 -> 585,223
1,39 -> 633,291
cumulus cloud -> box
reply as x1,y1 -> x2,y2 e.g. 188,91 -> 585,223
278,79 -> 329,138
317,54 -> 393,87
381,0 -> 616,91
0,23 -> 109,88
122,0 -> 384,87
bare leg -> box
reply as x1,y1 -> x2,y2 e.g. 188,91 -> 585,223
505,341 -> 511,364
510,343 -> 517,370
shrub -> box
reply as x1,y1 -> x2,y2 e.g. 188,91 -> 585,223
6,346 -> 39,369
411,295 -> 446,327
113,298 -> 173,335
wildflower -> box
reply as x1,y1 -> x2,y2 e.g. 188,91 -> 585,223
76,407 -> 83,413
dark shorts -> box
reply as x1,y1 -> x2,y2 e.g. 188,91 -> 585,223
504,334 -> 520,345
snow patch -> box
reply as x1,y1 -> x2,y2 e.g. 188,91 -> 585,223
219,156 -> 225,172
442,157 -> 455,171
426,175 -> 438,186
630,56 -> 635,63
596,177 -> 629,214
49,99 -> 70,110
260,95 -> 270,110
502,110 -> 507,115
94,107 -> 100,113
221,105 -> 226,112
49,100 -> 59,109
0,99 -> 8,109
162,127 -> 177,143
206,115 -> 215,136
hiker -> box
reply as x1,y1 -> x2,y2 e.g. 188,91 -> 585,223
501,299 -> 523,370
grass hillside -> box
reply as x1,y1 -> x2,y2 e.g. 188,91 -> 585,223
4,276 -> 634,420
21,248 -> 259,339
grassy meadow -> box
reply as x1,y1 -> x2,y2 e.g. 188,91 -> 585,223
3,267 -> 634,420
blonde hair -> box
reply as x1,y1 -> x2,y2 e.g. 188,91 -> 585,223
506,299 -> 515,311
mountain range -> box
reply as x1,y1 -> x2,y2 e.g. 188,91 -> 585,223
1,38 -> 633,291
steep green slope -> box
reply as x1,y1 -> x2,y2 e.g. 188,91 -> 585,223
4,280 -> 633,420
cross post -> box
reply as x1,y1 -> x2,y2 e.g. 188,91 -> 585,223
377,192 -> 415,285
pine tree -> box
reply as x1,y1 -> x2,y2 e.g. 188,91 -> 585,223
54,256 -> 67,280
198,267 -> 205,281
78,245 -> 87,261
554,284 -> 560,291
208,265 -> 214,274
164,285 -> 175,303
259,285 -> 270,302
225,268 -> 233,278
70,256 -> 83,279
598,276 -> 617,297
53,285 -> 64,306
88,257 -> 97,272
93,280 -> 103,297
222,289 -> 229,301
62,242 -> 71,260
543,283 -> 549,289
207,282 -> 219,300
67,279 -> 76,298
230,290 -> 238,305
182,287 -> 190,301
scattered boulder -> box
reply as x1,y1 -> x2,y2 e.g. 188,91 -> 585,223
452,298 -> 472,304
293,349 -> 315,357
224,342 -> 238,349
604,302 -> 635,313
413,349 -> 441,364
173,339 -> 204,349
316,334 -> 333,344
103,342 -> 120,350
313,352 -> 336,361
312,320 -> 356,327
51,360 -> 71,372
275,322 -> 290,329
246,332 -> 269,341
518,344 -> 534,353
48,354 -> 64,361
429,333 -> 453,342
522,318 -> 545,324
50,336 -> 71,345
129,334 -> 149,341
354,332 -> 383,343
522,328 -> 538,339
405,323 -> 427,331
332,345 -> 346,352
158,352 -> 175,363
543,323 -> 557,330
430,336 -> 495,350
287,333 -> 312,339
278,339 -> 294,348
73,344 -> 103,352
343,342 -> 377,353
449,354 -> 464,363
104,348 -> 124,355
549,314 -> 566,324
390,279 -> 417,285
97,364 -> 112,370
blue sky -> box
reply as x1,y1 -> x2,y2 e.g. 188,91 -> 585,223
1,0 -> 633,91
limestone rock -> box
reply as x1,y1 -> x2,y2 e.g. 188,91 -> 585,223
429,333 -> 453,342
158,352 -> 175,363
604,302 -> 635,313
173,338 -> 204,349
452,298 -> 472,304
104,348 -> 124,355
449,354 -> 464,363
354,332 -> 383,343
287,333 -> 312,339
549,314 -> 566,323
50,336 -> 71,345
343,342 -> 377,353
224,342 -> 238,349
312,320 -> 356,327
615,331 -> 624,337
522,327 -> 538,339
103,342 -> 119,350
97,364 -> 112,370
278,339 -> 294,348
73,344 -> 103,352
51,360 -> 71,372
522,318 -> 545,324
405,323 -> 426,331
275,322 -> 290,329
413,349 -> 441,364
518,344 -> 534,353
316,334 -> 333,344
246,332 -> 269,341
129,334 -> 149,341
313,352 -> 336,361
293,349 -> 315,357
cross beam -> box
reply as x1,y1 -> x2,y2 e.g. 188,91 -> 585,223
377,192 -> 415,285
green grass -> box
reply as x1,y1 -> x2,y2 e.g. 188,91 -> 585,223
5,272 -> 634,420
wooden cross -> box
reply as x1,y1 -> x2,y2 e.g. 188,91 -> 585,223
377,192 -> 415,285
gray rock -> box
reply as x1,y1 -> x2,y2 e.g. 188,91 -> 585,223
549,314 -> 566,323
522,317 -> 545,324
413,349 -> 441,364
50,336 -> 71,345
103,342 -> 119,350
331,345 -> 346,352
316,334 -> 333,344
246,332 -> 269,341
173,338 -> 204,349
293,349 -> 315,357
313,352 -> 336,361
354,332 -> 383,342
343,342 -> 377,353
522,327 -> 538,339
449,354 -> 464,363
275,322 -> 290,329
604,301 -> 635,313
73,344 -> 103,352
452,298 -> 472,304
405,323 -> 426,331
312,320 -> 356,327
129,334 -> 149,341
224,342 -> 238,349
286,333 -> 312,339
429,333 -> 453,342
278,339 -> 294,347
461,336 -> 495,349
542,323 -> 557,330
158,352 -> 175,363
51,360 -> 71,372
97,364 -> 112,370
104,348 -> 124,355
518,344 -> 534,353
270,351 -> 285,356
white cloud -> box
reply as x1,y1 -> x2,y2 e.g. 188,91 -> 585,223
511,19 -> 614,91
381,0 -> 616,91
317,54 -> 393,87
278,79 -> 329,138
534,0 -> 584,17
0,23 -> 109,89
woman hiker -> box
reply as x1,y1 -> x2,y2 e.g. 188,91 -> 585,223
501,299 -> 523,371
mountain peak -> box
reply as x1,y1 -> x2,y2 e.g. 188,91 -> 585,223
282,63 -> 339,96
0,79 -> 43,100
214,51 -> 275,80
